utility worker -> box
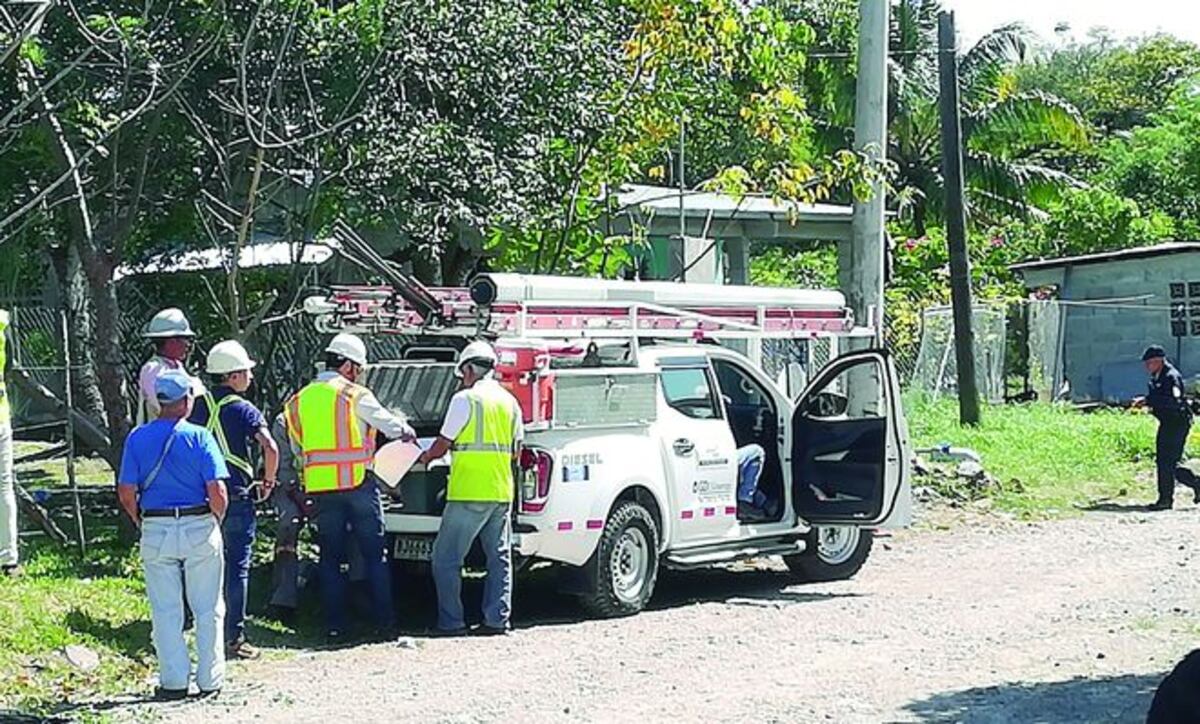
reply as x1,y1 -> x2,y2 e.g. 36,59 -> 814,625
284,333 -> 415,643
0,307 -> 18,577
116,370 -> 228,700
418,341 -> 523,636
1136,345 -> 1200,510
188,340 -> 279,659
138,308 -> 205,425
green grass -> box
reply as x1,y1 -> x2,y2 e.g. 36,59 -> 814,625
0,524 -> 153,717
0,517 -> 329,718
906,396 -> 1166,517
1,448 -> 325,717
14,442 -> 113,490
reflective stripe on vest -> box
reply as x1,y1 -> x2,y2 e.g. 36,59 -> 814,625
284,377 -> 374,494
447,382 -> 517,503
0,309 -> 8,427
202,392 -> 255,477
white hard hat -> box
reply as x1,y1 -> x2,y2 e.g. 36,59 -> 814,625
326,333 -> 368,367
143,308 -> 195,338
206,340 -> 256,375
457,340 -> 498,376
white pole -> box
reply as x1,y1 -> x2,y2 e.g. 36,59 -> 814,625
845,0 -> 889,345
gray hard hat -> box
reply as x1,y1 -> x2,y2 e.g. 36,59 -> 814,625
144,308 -> 195,338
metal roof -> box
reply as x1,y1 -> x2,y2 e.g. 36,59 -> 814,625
1011,242 -> 1200,273
608,183 -> 855,244
115,238 -> 337,281
614,183 -> 853,221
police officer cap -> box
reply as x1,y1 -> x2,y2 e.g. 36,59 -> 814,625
155,369 -> 193,403
1142,345 -> 1166,361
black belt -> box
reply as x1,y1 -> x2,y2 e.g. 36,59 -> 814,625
142,505 -> 211,519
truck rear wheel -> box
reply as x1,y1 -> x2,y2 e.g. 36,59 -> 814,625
579,501 -> 660,618
784,526 -> 873,583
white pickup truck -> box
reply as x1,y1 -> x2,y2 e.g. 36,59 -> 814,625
313,274 -> 913,617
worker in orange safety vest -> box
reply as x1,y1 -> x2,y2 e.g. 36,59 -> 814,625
283,333 -> 414,642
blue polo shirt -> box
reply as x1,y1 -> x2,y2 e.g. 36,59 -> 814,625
188,386 -> 268,497
118,420 -> 228,510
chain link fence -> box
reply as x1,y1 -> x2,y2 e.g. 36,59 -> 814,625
6,295 -> 428,431
911,304 -> 1009,403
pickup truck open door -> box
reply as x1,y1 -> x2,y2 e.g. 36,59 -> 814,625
790,350 -> 911,528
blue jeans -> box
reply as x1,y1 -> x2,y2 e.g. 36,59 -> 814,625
221,499 -> 256,645
431,501 -> 512,631
737,444 -> 767,507
314,477 -> 393,634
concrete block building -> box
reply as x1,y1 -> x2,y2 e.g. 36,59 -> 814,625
1012,243 -> 1200,402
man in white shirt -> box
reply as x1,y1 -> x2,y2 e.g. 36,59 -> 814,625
137,308 -> 205,425
419,341 -> 523,636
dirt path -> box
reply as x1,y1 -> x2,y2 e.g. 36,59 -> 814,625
114,504 -> 1199,723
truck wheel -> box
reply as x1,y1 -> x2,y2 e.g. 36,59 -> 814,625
784,526 -> 873,583
579,501 -> 660,618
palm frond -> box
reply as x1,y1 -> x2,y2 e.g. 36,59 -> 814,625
965,151 -> 1084,221
965,91 -> 1089,157
960,23 -> 1035,105
890,0 -> 941,61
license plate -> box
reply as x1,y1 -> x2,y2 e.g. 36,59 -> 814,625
393,535 -> 435,562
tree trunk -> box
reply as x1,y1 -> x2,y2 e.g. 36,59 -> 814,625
47,243 -> 106,426
83,257 -> 132,456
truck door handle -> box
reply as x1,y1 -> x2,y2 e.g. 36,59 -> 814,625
672,438 -> 695,456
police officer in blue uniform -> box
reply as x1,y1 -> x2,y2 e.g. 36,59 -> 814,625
1138,345 -> 1200,510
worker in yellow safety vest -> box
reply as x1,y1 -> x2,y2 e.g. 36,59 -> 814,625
188,340 -> 279,659
0,308 -> 18,576
283,333 -> 414,642
418,341 -> 524,636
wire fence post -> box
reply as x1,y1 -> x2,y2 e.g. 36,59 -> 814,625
61,308 -> 85,555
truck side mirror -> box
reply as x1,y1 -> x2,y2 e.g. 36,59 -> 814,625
803,391 -> 849,418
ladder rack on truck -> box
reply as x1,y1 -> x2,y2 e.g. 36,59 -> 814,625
302,273 -> 871,343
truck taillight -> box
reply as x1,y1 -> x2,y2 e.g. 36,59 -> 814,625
519,448 -> 552,514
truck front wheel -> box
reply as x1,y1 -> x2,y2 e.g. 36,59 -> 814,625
784,526 -> 873,583
579,501 -> 660,618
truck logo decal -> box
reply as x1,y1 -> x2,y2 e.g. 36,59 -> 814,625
692,479 -> 735,502
697,457 -> 729,468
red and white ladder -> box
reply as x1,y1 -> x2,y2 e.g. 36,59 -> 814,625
302,273 -> 865,342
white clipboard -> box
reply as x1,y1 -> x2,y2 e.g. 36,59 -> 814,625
373,440 -> 424,487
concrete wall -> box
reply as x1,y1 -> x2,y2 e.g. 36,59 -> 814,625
1021,252 -> 1200,401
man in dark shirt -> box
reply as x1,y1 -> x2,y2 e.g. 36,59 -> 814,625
189,340 -> 278,659
1137,345 -> 1200,510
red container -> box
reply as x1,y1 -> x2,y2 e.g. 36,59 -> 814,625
495,339 -> 554,425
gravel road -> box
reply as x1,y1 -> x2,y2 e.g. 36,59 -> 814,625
114,503 -> 1199,723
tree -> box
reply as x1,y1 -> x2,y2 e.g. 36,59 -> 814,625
886,3 -> 1088,233
1096,86 -> 1200,239
2,2 -> 224,453
1018,32 -> 1200,134
769,0 -> 1088,234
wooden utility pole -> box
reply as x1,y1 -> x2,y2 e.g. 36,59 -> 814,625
844,0 -> 889,340
937,11 -> 981,425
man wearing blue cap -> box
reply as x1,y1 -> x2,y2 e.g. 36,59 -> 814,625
117,369 -> 230,700
1136,345 -> 1200,510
